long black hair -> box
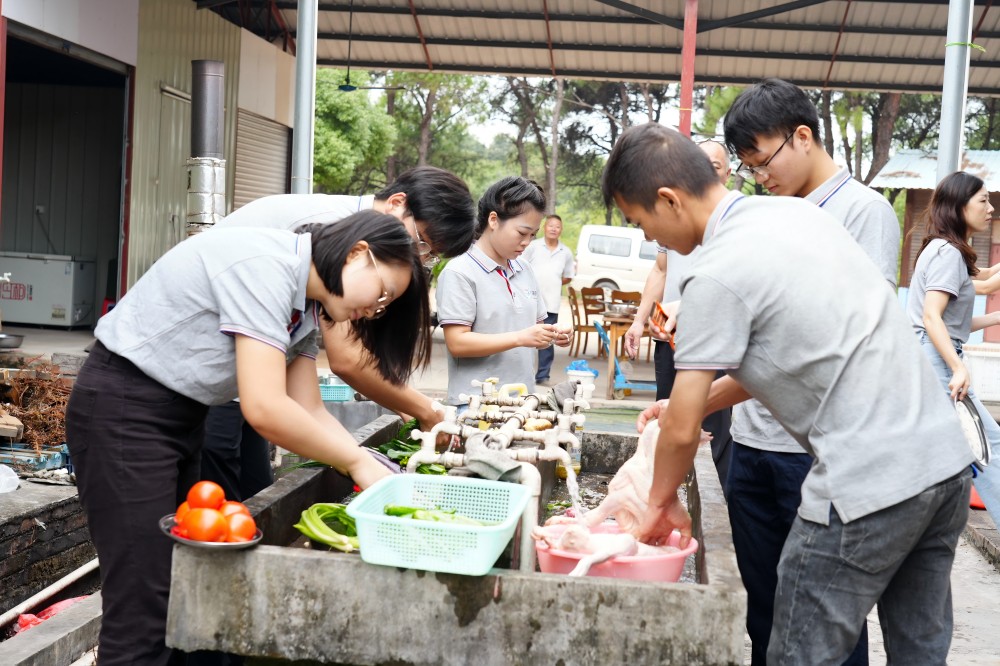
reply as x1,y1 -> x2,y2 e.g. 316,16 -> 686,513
915,171 -> 984,277
303,210 -> 431,385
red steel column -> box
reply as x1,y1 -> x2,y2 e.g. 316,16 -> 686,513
678,0 -> 698,137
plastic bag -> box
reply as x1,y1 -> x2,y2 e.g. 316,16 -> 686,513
0,464 -> 19,493
15,596 -> 89,633
565,360 -> 598,377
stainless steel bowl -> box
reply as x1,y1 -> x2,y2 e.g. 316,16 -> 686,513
0,333 -> 24,349
607,303 -> 637,316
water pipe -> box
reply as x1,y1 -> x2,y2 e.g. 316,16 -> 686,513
515,461 -> 541,573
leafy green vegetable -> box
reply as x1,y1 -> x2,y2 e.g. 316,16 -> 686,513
294,503 -> 360,552
383,504 -> 487,525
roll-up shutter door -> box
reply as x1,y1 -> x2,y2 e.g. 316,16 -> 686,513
232,110 -> 290,210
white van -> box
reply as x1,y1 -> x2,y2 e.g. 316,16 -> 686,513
570,224 -> 658,293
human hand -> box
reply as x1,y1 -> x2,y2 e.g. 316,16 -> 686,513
648,300 -> 678,342
553,326 -> 573,348
949,364 -> 972,401
624,321 -> 645,359
350,454 -> 393,490
636,399 -> 668,433
520,324 -> 559,349
635,492 -> 692,549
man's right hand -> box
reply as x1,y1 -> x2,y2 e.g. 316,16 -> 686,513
623,321 -> 645,359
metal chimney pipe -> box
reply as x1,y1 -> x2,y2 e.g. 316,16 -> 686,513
191,60 -> 225,159
187,60 -> 227,235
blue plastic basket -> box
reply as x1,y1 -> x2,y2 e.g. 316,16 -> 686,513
319,384 -> 353,402
346,474 -> 531,576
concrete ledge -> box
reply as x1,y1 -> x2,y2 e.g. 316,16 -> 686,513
964,509 -> 999,573
0,593 -> 101,665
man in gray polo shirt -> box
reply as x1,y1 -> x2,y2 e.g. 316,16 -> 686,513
603,123 -> 972,665
719,78 -> 901,665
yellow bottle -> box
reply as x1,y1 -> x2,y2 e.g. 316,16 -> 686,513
555,444 -> 582,480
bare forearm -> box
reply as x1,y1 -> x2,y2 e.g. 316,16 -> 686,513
705,375 -> 750,415
445,330 -> 523,358
924,315 -> 962,371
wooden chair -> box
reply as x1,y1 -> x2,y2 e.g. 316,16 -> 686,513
609,291 -> 653,361
579,287 -> 607,358
567,287 -> 594,357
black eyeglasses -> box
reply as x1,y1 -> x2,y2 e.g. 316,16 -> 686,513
736,131 -> 794,181
366,248 -> 391,320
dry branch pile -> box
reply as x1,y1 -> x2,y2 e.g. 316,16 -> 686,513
2,361 -> 70,453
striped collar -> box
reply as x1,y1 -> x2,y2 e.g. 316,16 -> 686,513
806,167 -> 853,209
467,243 -> 523,275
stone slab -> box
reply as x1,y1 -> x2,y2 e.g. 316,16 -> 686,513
964,509 -> 1000,574
0,593 -> 101,665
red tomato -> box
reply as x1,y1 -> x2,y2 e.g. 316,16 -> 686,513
187,481 -> 226,510
225,513 -> 257,543
180,508 -> 229,542
170,525 -> 189,539
175,501 -> 191,523
220,501 -> 251,517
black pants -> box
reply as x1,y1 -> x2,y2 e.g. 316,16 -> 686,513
201,402 -> 273,502
653,339 -> 733,498
66,341 -> 208,666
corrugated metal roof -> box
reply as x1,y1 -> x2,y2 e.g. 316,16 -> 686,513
869,149 -> 1000,189
199,1 -> 1000,96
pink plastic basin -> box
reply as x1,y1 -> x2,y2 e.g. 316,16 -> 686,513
535,523 -> 699,582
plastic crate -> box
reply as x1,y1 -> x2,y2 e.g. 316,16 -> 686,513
319,384 -> 353,402
346,474 -> 531,576
963,344 -> 1000,402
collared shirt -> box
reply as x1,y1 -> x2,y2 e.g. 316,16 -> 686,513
436,244 -> 547,405
96,228 -> 319,405
675,194 -> 971,525
907,238 -> 975,344
731,168 -> 901,453
522,239 -> 575,313
215,194 -> 375,231
657,245 -> 699,303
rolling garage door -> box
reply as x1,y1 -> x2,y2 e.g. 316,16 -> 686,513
232,109 -> 290,210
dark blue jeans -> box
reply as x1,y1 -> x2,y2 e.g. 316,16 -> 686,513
727,442 -> 868,666
771,469 -> 970,665
535,311 -> 559,383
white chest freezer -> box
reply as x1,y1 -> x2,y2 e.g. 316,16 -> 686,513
0,252 -> 97,327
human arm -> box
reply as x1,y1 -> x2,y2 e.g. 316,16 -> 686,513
975,262 -> 1000,281
973,272 -> 1000,295
635,369 -> 716,548
972,311 -> 1000,332
322,321 -> 442,429
635,374 -> 751,432
842,198 -> 901,288
235,336 -> 390,489
442,323 -> 558,357
921,290 -> 969,399
625,252 -> 667,358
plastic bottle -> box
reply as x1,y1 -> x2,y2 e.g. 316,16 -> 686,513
555,443 -> 582,480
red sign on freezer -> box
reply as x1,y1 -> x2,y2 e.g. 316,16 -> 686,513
0,282 -> 30,301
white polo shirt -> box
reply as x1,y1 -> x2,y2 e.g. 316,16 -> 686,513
215,194 -> 375,231
522,239 -> 575,313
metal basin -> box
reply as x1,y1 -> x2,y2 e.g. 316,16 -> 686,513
0,333 -> 24,349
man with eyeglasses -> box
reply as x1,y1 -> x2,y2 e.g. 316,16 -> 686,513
722,78 -> 900,666
202,167 -> 476,503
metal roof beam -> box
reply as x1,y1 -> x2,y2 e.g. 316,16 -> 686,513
196,0 -> 240,8
590,0 -> 682,29
317,58 -> 999,95
698,0 -> 832,32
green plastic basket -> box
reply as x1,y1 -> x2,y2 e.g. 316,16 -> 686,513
346,474 -> 531,576
319,384 -> 353,402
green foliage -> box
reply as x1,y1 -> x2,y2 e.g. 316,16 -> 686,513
312,69 -> 396,193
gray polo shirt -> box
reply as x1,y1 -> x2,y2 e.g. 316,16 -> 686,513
675,192 -> 971,525
215,193 -> 375,231
522,239 -> 575,313
731,168 -> 901,453
907,238 -> 975,344
658,245 -> 699,302
436,245 -> 547,405
96,228 -> 320,406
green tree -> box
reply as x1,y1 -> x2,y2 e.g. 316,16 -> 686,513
312,69 -> 396,194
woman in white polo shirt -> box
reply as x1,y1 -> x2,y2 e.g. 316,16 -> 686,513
436,176 -> 571,407
907,171 -> 1000,522
65,210 -> 430,666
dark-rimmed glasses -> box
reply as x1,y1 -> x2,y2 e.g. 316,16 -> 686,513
414,226 -> 440,268
367,248 -> 391,320
736,131 -> 794,181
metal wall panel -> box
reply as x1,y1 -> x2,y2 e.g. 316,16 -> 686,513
1,83 -> 125,307
127,0 -> 240,287
232,109 -> 290,210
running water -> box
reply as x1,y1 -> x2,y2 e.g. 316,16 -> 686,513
562,462 -> 588,524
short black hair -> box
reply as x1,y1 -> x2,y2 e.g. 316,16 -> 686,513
374,166 -> 475,259
304,210 -> 431,385
544,214 -> 563,224
723,78 -> 821,158
476,177 -> 546,236
601,123 -> 718,210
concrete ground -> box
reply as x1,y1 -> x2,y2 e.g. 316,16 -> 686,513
3,300 -> 1000,664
